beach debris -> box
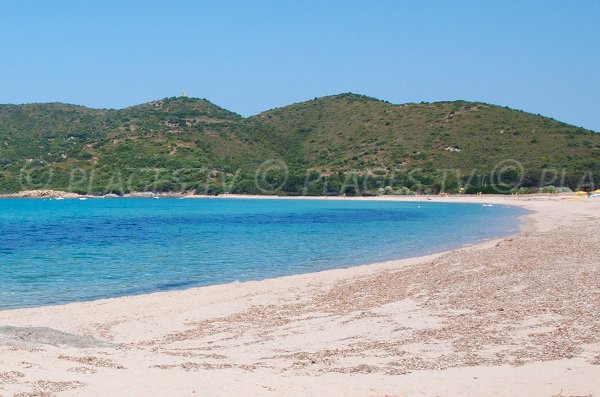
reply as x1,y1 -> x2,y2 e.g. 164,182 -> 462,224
57,355 -> 125,369
14,380 -> 85,396
66,366 -> 98,374
152,362 -> 260,371
0,371 -> 24,384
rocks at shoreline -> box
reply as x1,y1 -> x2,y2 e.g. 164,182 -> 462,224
0,190 -> 82,199
0,190 -> 192,199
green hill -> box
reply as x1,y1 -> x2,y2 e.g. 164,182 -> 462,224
1,94 -> 598,195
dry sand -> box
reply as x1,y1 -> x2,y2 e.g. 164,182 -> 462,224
0,196 -> 599,396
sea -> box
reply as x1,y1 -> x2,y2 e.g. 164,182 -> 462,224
0,198 -> 527,309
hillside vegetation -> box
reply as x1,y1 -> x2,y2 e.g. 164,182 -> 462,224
1,94 -> 598,195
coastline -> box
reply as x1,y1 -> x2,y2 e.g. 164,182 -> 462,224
1,196 -> 599,396
0,188 -> 583,202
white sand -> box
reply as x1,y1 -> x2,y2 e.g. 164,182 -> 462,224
1,195 -> 599,396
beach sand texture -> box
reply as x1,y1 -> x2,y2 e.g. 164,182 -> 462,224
0,196 -> 599,396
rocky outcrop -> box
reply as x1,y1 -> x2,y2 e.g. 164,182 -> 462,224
0,190 -> 82,198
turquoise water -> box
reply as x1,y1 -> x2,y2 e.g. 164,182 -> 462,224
0,198 -> 526,309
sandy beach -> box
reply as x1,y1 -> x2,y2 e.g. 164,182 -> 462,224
1,195 -> 599,396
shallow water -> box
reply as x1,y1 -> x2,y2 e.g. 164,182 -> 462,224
0,198 -> 526,309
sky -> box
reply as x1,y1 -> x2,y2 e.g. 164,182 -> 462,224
0,0 -> 599,131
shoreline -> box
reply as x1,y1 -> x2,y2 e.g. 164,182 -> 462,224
1,196 -> 599,396
0,188 -> 585,201
1,195 -> 529,312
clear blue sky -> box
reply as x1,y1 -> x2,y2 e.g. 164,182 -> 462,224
1,0 -> 599,130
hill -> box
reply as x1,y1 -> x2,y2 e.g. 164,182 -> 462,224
250,94 -> 600,193
1,94 -> 598,195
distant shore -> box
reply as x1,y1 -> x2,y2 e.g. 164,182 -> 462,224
1,195 -> 599,396
0,188 -> 588,201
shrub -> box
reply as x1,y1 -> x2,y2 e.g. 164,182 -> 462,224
540,185 -> 557,193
